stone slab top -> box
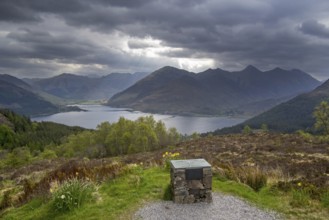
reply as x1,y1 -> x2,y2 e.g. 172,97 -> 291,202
170,159 -> 211,169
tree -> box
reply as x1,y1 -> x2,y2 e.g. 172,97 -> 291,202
243,125 -> 252,134
59,116 -> 181,158
0,125 -> 16,149
313,101 -> 329,135
261,124 -> 268,132
191,132 -> 200,140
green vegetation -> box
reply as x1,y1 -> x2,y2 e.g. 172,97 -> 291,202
1,164 -> 329,220
219,164 -> 267,191
0,124 -> 15,149
0,109 -> 84,151
52,178 -> 96,212
242,125 -> 252,134
261,123 -> 268,132
54,116 -> 181,158
290,188 -> 310,207
0,165 -> 169,219
0,109 -> 84,168
314,101 -> 329,135
0,110 -> 180,169
321,191 -> 329,210
162,151 -> 181,170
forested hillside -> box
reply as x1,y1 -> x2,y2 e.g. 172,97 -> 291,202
0,109 -> 180,168
0,109 -> 84,152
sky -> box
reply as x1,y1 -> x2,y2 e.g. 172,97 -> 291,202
1,0 -> 329,80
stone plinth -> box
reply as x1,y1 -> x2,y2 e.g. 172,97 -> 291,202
170,159 -> 212,204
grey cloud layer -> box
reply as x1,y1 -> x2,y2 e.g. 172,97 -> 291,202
1,0 -> 329,78
299,20 -> 329,39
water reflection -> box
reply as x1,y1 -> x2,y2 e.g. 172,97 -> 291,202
32,105 -> 247,135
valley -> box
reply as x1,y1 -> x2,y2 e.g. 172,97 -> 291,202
1,65 -> 329,219
1,1 -> 329,219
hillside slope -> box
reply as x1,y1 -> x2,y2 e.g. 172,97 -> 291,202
0,75 -> 59,116
107,66 -> 320,116
217,79 -> 329,133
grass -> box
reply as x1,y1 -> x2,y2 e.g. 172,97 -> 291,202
321,192 -> 329,210
290,188 -> 310,208
213,175 -> 287,212
1,166 -> 329,220
213,174 -> 329,220
51,178 -> 96,212
0,166 -> 169,220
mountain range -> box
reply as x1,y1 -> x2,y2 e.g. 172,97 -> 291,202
27,72 -> 148,100
0,72 -> 148,116
0,65 -> 322,121
217,78 -> 329,133
107,66 -> 320,116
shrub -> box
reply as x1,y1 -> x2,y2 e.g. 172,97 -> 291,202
40,149 -> 57,159
218,164 -> 267,191
0,190 -> 12,210
243,125 -> 252,134
219,163 -> 239,182
52,178 -> 96,212
240,167 -> 267,192
5,147 -> 32,167
296,130 -> 313,142
261,124 -> 268,132
162,151 -> 180,170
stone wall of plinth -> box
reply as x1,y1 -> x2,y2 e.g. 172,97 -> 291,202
170,167 -> 212,204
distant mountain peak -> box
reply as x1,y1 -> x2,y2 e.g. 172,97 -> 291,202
150,66 -> 194,79
158,66 -> 179,71
273,67 -> 284,71
51,73 -> 82,79
243,65 -> 260,72
59,73 -> 76,76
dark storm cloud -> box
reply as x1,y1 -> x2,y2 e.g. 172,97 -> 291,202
299,20 -> 329,39
1,0 -> 329,78
0,0 -> 90,23
0,0 -> 41,22
5,29 -> 97,61
2,29 -> 160,69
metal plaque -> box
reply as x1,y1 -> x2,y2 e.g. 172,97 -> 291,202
185,168 -> 203,180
